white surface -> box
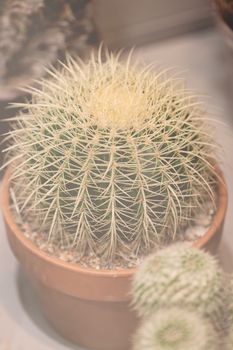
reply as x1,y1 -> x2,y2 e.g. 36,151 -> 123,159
0,28 -> 233,349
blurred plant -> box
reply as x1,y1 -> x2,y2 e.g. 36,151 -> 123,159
132,244 -> 233,349
215,0 -> 233,30
132,244 -> 225,321
0,0 -> 96,99
223,276 -> 233,328
133,307 -> 219,350
224,277 -> 233,348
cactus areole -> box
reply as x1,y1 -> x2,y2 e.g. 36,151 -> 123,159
1,50 -> 228,350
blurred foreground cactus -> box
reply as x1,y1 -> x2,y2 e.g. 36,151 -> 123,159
0,0 -> 96,99
132,244 -> 225,318
224,278 -> 233,348
5,50 -> 218,262
133,307 -> 219,350
132,244 -> 231,350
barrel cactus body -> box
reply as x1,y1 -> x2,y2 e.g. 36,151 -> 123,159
133,307 -> 218,350
132,244 -> 224,317
7,51 -> 217,261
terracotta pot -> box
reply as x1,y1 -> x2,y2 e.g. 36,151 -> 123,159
1,166 -> 228,350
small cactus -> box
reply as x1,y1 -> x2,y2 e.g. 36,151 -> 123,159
224,277 -> 233,348
223,276 -> 233,333
132,244 -> 224,318
133,307 -> 218,350
5,50 -> 217,262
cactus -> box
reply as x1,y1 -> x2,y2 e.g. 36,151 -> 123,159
0,0 -> 96,98
133,307 -> 218,350
5,50 -> 218,262
227,275 -> 233,316
132,244 -> 224,318
224,276 -> 233,333
225,277 -> 233,349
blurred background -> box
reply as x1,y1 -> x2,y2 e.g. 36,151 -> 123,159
94,0 -> 212,47
0,0 -> 233,349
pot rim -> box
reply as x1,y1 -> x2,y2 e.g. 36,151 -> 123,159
1,165 -> 228,278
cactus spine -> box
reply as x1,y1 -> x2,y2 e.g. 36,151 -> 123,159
6,50 -> 217,262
